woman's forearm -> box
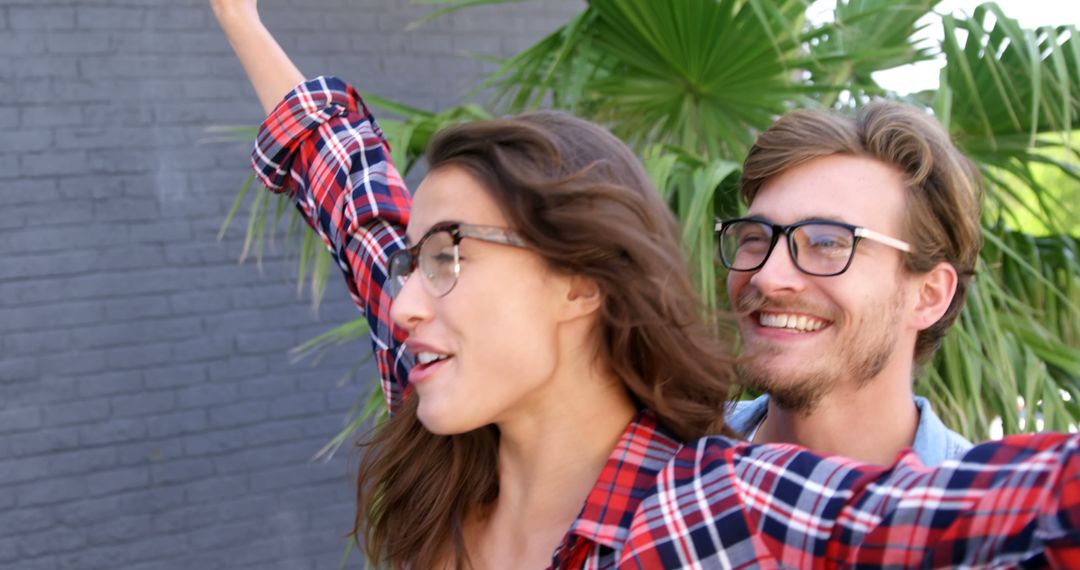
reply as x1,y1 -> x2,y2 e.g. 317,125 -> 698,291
211,1 -> 304,114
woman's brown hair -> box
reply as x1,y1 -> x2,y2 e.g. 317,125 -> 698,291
354,111 -> 736,569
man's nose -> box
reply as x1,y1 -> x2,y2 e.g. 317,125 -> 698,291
748,236 -> 807,296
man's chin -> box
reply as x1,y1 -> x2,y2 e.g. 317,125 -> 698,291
736,360 -> 833,414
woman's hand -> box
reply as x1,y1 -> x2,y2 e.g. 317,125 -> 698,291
209,0 -> 304,114
209,0 -> 258,23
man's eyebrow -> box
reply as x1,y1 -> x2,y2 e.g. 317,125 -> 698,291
744,214 -> 852,225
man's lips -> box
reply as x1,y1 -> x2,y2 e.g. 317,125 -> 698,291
742,310 -> 833,339
754,310 -> 829,332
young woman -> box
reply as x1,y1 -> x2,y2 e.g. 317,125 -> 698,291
211,2 -> 1080,568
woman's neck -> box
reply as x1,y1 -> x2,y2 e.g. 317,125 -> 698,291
467,366 -> 637,569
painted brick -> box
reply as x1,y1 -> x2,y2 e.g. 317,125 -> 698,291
0,457 -> 49,486
114,487 -> 185,516
76,7 -> 144,30
121,534 -> 190,564
269,393 -> 326,419
0,357 -> 38,382
55,546 -> 130,570
79,418 -> 146,446
0,538 -> 17,562
46,448 -> 117,477
0,129 -> 53,152
208,401 -> 268,429
175,382 -> 240,410
144,410 -> 207,439
146,7 -> 205,30
45,32 -> 110,54
38,350 -> 108,377
4,508 -> 56,539
150,458 -> 213,485
152,503 -> 219,534
183,474 -> 247,505
41,399 -> 109,428
54,496 -> 119,527
3,329 -> 73,357
8,429 -> 80,458
0,1 -> 580,568
0,407 -> 42,434
115,439 -> 183,467
84,467 -> 150,496
182,429 -> 246,456
10,8 -> 76,30
77,371 -> 143,398
12,477 -> 85,507
143,364 -> 208,390
110,391 -> 176,418
17,530 -> 86,557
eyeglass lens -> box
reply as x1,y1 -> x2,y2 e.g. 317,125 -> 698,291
720,221 -> 855,276
387,230 -> 459,299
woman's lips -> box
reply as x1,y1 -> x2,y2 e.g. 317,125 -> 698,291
409,356 -> 453,385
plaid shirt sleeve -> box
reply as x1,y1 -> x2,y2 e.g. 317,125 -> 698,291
620,433 -> 1080,568
251,76 -> 413,412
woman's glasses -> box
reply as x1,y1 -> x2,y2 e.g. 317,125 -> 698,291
715,218 -> 911,277
387,222 -> 527,299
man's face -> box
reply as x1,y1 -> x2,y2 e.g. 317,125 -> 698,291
727,154 -> 917,412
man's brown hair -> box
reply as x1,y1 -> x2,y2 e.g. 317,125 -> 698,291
739,101 -> 983,363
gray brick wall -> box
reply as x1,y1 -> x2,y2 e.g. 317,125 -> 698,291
0,0 -> 581,567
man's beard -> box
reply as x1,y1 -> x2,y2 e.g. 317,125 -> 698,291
733,286 -> 902,414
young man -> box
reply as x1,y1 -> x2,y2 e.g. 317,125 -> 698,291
722,102 -> 978,465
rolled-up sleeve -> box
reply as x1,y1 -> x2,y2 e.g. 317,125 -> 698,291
252,75 -> 413,411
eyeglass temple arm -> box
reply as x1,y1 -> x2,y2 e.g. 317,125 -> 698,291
854,228 -> 911,252
456,225 -> 528,247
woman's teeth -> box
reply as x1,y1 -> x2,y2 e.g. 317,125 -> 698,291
758,312 -> 826,332
417,352 -> 450,365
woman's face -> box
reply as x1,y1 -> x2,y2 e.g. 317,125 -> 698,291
390,166 -> 576,435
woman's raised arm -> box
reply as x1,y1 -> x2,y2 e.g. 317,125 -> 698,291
209,0 -> 414,411
210,0 -> 304,114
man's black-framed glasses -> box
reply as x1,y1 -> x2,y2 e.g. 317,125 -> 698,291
387,222 -> 527,299
715,217 -> 911,277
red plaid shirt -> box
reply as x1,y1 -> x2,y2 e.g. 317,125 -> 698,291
252,76 -> 413,411
253,77 -> 1080,569
621,433 -> 1080,568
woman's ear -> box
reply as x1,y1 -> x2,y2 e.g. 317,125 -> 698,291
910,261 -> 958,331
561,275 -> 604,321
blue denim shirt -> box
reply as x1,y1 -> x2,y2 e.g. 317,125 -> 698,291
725,394 -> 973,466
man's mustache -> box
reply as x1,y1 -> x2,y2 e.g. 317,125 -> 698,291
732,287 -> 840,325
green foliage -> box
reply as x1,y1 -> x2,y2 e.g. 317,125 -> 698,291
466,0 -> 1080,438
225,0 -> 1080,445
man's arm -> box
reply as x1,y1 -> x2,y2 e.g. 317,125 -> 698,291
210,0 -> 304,115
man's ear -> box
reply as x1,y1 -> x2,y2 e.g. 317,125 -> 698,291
910,261 -> 958,331
561,275 -> 604,321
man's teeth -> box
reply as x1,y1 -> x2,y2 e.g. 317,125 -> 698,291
758,313 -> 826,332
417,352 -> 450,365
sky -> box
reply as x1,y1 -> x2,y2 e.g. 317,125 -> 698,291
806,0 -> 1080,95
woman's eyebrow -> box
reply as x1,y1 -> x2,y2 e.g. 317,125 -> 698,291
406,219 -> 466,243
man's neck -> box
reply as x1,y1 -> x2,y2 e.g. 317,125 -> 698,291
755,373 -> 919,465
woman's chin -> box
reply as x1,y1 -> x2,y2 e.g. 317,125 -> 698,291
416,400 -> 481,436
